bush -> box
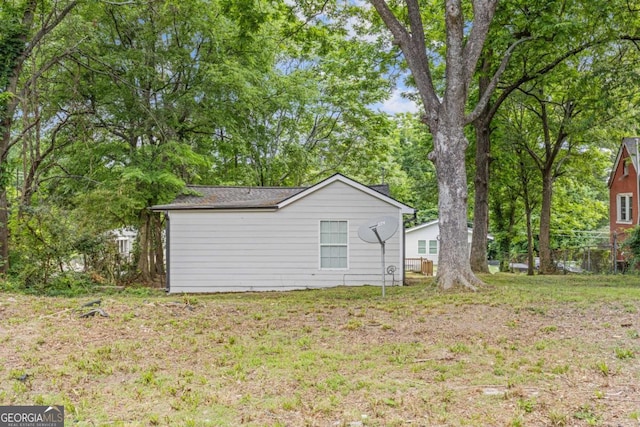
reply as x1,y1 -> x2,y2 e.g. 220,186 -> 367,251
622,226 -> 640,269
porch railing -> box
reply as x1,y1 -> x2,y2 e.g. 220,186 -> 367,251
404,258 -> 434,276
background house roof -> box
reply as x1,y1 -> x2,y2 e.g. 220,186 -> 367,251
150,174 -> 399,211
608,137 -> 640,187
406,219 -> 494,239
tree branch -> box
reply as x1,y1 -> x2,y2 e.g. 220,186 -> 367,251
463,0 -> 498,87
466,36 -> 531,124
369,0 -> 440,124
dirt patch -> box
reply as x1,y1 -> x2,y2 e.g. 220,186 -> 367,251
0,284 -> 639,426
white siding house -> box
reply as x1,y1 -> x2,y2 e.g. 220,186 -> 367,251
405,219 -> 487,265
151,174 -> 415,293
112,228 -> 137,261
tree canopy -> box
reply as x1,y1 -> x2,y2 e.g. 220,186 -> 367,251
0,0 -> 638,291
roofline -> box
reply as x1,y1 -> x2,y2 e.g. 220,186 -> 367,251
406,219 -> 440,233
277,173 -> 415,214
608,137 -> 640,188
406,218 -> 494,239
150,173 -> 415,213
149,205 -> 278,212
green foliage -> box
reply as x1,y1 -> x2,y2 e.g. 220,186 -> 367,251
0,2 -> 26,93
623,226 -> 640,266
1,0 -> 636,286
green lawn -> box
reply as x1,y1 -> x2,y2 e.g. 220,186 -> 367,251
1,274 -> 639,426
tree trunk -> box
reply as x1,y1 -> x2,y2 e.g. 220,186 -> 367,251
538,173 -> 555,274
152,213 -> 164,276
138,210 -> 151,282
433,125 -> 483,290
523,183 -> 535,276
470,118 -> 490,273
370,0 -> 501,290
469,55 -> 494,274
0,190 -> 8,273
0,0 -> 77,275
137,209 -> 165,284
496,201 -> 517,272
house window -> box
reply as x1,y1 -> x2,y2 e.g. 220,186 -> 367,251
618,193 -> 633,223
418,240 -> 426,254
429,240 -> 438,254
320,220 -> 348,269
623,160 -> 629,176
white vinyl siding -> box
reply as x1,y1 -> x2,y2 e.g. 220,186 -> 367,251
166,180 -> 405,292
320,220 -> 348,269
417,240 -> 426,254
618,193 -> 633,223
405,220 -> 478,266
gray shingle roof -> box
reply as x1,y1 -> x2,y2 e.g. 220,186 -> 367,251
155,185 -> 307,210
151,178 -> 391,211
624,137 -> 639,171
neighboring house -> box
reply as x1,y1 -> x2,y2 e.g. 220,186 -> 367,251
150,174 -> 415,293
608,137 -> 640,263
112,228 -> 137,261
405,219 -> 491,265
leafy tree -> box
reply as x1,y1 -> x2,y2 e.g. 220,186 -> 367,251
37,0 -> 395,284
468,0 -> 640,273
368,0 -> 528,290
0,0 -> 79,274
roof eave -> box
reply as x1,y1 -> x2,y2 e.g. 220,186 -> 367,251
149,205 -> 279,212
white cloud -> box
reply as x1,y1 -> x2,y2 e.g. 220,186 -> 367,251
376,89 -> 419,115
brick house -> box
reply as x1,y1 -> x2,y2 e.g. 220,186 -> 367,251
608,137 -> 640,265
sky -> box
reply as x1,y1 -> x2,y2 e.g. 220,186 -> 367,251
377,88 -> 419,115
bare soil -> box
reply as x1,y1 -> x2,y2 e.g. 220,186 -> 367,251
1,278 -> 639,426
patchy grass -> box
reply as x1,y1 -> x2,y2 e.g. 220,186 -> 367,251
1,273 -> 640,425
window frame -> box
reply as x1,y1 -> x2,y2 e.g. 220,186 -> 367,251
319,220 -> 349,270
429,239 -> 438,255
617,193 -> 633,224
417,240 -> 426,254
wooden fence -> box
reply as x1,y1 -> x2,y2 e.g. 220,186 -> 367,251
404,258 -> 434,276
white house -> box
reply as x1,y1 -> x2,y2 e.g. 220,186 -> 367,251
405,219 -> 490,265
151,174 -> 415,293
112,228 -> 137,261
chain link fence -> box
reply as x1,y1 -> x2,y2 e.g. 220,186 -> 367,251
503,245 -> 614,274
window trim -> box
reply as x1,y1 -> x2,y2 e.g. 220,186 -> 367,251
429,239 -> 438,255
617,193 -> 633,224
319,220 -> 349,270
417,240 -> 426,254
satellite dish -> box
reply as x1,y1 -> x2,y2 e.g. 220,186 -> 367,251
358,216 -> 398,244
358,216 -> 399,298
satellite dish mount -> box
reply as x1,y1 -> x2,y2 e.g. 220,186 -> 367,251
358,216 -> 399,297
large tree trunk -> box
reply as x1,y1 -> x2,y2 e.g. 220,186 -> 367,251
538,173 -> 555,274
433,124 -> 484,290
469,57 -> 493,274
470,118 -> 491,273
371,0 -> 503,290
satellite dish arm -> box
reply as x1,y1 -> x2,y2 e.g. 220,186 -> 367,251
370,226 -> 384,246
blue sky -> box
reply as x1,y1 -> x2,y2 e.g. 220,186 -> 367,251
377,88 -> 419,115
